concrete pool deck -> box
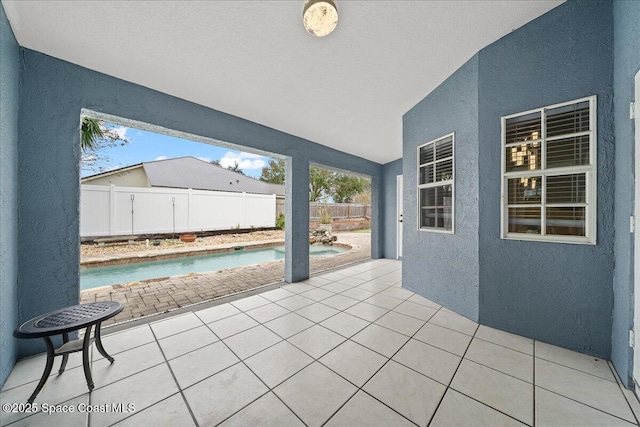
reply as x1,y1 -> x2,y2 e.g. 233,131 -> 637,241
80,232 -> 372,326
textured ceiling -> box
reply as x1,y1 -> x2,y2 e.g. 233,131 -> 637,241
2,1 -> 563,164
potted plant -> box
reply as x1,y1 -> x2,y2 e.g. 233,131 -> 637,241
180,232 -> 197,243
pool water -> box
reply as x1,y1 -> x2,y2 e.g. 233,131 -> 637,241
80,245 -> 346,290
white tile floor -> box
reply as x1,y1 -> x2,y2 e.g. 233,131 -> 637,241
2,259 -> 640,427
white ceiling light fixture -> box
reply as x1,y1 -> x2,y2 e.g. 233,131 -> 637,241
303,0 -> 338,37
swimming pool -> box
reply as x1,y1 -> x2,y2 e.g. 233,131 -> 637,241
80,245 -> 347,290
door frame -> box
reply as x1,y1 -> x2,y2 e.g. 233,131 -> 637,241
396,175 -> 403,259
634,69 -> 640,386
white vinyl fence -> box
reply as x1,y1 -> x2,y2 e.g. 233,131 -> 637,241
81,185 -> 276,237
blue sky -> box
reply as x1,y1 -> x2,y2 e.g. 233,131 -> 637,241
81,122 -> 273,179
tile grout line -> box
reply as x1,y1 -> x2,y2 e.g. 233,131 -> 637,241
533,354 -> 618,384
533,340 -> 638,425
472,335 -> 535,357
200,318 -> 309,427
219,272 -> 405,365
607,360 -> 640,425
279,297 -> 418,362
533,385 -> 638,425
426,327 -> 534,427
1,261 -> 395,426
533,339 -> 536,427
340,297 -> 626,423
310,291 -> 437,423
316,305 -> 442,427
4,347 -> 96,427
147,326 -> 201,427
2,265 -> 390,420
425,319 -> 479,427
6,276 -> 506,427
142,262 -> 395,394
87,345 -> 92,427
436,332 -> 533,425
127,267 -> 427,427
214,271 -> 407,425
7,339 -> 174,427
531,356 -> 638,423
205,263 -> 412,427
4,345 -> 150,427
16,260 -> 632,427
106,394 -> 183,427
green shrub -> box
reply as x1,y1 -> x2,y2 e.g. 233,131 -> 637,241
320,204 -> 331,224
276,213 -> 285,229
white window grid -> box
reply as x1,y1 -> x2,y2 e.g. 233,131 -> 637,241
500,95 -> 597,244
417,132 -> 455,234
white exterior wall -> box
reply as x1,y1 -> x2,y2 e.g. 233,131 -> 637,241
81,185 -> 276,237
82,167 -> 150,187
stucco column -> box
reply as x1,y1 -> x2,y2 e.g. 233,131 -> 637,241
285,156 -> 310,282
370,175 -> 381,259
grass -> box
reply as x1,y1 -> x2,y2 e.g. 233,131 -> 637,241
353,228 -> 371,234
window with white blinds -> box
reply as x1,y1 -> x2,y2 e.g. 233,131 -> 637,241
418,133 -> 454,232
501,96 -> 596,244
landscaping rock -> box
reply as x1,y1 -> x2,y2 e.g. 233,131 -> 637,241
310,228 -> 338,245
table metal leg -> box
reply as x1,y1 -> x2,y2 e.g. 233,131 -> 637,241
58,332 -> 70,375
82,325 -> 94,391
94,321 -> 114,363
27,337 -> 55,404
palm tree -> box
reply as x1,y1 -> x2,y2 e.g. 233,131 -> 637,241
80,117 -> 129,173
81,117 -> 104,152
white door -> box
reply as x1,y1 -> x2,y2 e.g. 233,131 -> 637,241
634,69 -> 640,386
397,175 -> 403,259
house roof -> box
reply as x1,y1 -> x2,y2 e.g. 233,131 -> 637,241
144,157 -> 284,196
85,157 -> 285,196
3,1 -> 563,164
81,163 -> 144,180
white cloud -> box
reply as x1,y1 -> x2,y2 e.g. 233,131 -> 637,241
218,151 -> 266,170
112,126 -> 129,139
81,153 -> 97,163
154,155 -> 168,161
100,124 -> 129,140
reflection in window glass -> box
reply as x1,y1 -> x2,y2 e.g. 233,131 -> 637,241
502,96 -> 595,242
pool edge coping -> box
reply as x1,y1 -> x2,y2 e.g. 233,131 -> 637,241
80,239 -> 286,269
81,239 -> 353,269
80,241 -> 353,294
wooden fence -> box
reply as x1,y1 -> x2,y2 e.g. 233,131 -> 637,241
276,201 -> 371,221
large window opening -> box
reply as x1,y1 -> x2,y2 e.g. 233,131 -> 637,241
79,112 -> 295,323
306,163 -> 372,271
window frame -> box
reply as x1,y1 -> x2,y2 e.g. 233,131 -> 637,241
417,132 -> 455,234
500,95 -> 597,244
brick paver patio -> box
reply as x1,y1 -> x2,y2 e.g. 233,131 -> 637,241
81,232 -> 371,325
